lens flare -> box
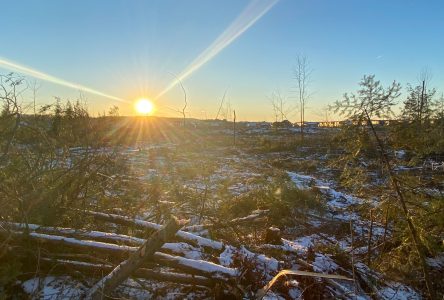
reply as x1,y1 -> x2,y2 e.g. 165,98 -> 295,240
0,57 -> 128,103
155,0 -> 278,100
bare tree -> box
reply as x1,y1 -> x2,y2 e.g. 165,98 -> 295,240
270,96 -> 279,123
29,79 -> 41,117
293,55 -> 312,140
108,105 -> 120,117
269,90 -> 291,122
215,90 -> 227,120
418,69 -> 433,127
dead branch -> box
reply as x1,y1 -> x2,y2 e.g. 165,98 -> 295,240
255,269 -> 353,299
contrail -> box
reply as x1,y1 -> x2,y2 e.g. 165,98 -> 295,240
155,0 -> 278,99
0,57 -> 128,103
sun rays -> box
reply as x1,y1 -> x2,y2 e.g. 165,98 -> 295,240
0,57 -> 129,103
0,0 -> 278,117
154,0 -> 278,100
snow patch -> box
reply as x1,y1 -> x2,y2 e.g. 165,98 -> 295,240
286,171 -> 314,190
22,276 -> 85,299
312,254 -> 339,273
377,282 -> 421,300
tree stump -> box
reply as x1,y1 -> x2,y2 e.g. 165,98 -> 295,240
265,226 -> 282,245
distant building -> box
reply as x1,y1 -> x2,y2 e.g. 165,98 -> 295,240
245,121 -> 271,129
319,121 -> 340,127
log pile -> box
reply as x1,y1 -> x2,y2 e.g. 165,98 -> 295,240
1,209 -> 356,299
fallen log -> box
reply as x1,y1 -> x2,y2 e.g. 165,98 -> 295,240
39,258 -> 214,287
81,210 -> 224,251
4,222 -> 277,281
3,221 -> 283,286
4,222 -> 145,246
3,230 -> 238,280
86,217 -> 181,299
4,222 -> 206,259
71,211 -> 281,278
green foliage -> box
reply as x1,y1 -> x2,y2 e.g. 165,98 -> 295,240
0,257 -> 22,289
331,74 -> 443,296
219,174 -> 324,227
391,83 -> 443,156
0,74 -> 138,229
333,74 -> 401,121
329,75 -> 403,192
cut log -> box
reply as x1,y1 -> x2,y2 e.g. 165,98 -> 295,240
4,222 -> 206,259
86,217 -> 181,299
3,230 -> 238,280
5,222 -> 279,281
5,222 -> 145,246
39,258 -> 214,287
81,210 -> 224,251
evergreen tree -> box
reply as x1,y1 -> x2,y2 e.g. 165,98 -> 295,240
402,83 -> 436,123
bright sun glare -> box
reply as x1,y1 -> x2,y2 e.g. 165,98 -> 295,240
135,98 -> 154,115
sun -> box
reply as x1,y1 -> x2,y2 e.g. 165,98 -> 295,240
135,98 -> 154,115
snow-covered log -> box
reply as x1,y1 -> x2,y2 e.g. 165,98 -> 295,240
81,210 -> 224,251
3,230 -> 238,280
39,258 -> 214,287
4,222 -> 205,259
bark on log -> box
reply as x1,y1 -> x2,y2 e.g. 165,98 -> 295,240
81,210 -> 224,251
38,258 -> 214,287
86,217 -> 181,299
2,230 -> 238,280
4,222 -> 277,280
4,222 -> 205,259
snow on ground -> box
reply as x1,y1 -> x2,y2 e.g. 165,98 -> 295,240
219,245 -> 280,279
324,188 -> 363,209
22,276 -> 85,300
426,252 -> 444,269
21,275 -> 209,299
287,170 -> 363,210
286,169 -> 388,242
284,169 -> 424,299
286,171 -> 314,190
377,282 -> 422,300
312,253 -> 339,273
73,146 -> 427,298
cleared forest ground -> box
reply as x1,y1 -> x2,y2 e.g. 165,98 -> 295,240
3,123 -> 442,299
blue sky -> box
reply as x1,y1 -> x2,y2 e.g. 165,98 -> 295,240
0,0 -> 443,121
